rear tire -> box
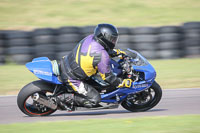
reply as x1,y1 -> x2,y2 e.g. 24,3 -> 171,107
121,81 -> 162,112
17,80 -> 57,117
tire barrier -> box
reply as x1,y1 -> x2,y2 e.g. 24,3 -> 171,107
0,31 -> 5,64
55,26 -> 82,60
157,26 -> 184,59
3,30 -> 33,64
116,27 -> 132,54
81,26 -> 96,37
32,28 -> 57,60
183,22 -> 200,57
0,21 -> 199,64
129,27 -> 159,59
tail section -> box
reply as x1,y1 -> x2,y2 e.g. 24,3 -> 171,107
26,57 -> 62,84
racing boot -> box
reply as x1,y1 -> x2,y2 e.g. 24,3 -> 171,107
57,93 -> 101,109
74,94 -> 101,108
57,93 -> 75,111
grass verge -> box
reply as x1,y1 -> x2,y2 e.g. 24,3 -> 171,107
0,58 -> 200,95
0,0 -> 200,30
149,58 -> 200,89
0,115 -> 200,133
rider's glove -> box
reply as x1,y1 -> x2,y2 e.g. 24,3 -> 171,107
109,49 -> 126,57
113,49 -> 126,55
117,79 -> 133,88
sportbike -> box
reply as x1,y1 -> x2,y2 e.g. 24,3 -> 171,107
17,48 -> 162,116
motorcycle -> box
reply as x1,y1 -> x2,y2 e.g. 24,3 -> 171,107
17,48 -> 162,116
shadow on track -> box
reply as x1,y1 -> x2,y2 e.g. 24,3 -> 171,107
45,108 -> 167,117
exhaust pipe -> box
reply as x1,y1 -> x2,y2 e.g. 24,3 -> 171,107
32,93 -> 57,110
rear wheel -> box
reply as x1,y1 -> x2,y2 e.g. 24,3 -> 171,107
121,81 -> 162,112
17,80 -> 57,117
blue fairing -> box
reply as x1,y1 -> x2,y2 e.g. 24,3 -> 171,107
26,57 -> 62,84
133,64 -> 156,81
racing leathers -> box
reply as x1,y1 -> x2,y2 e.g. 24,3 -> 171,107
60,35 -> 122,108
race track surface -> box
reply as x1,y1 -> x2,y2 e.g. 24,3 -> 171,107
0,88 -> 200,124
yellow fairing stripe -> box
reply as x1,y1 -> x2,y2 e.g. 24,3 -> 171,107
80,45 -> 97,77
67,79 -> 77,91
76,44 -> 81,64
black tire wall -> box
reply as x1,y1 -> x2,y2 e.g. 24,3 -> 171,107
129,27 -> 158,59
183,22 -> 200,57
55,26 -> 82,60
3,31 -> 33,64
0,21 -> 200,64
0,32 -> 5,64
32,28 -> 57,60
157,26 -> 184,59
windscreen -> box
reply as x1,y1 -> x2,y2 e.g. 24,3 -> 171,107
123,48 -> 148,66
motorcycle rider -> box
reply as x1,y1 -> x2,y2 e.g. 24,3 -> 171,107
57,23 -> 132,110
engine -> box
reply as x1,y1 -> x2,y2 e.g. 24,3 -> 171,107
120,56 -> 140,82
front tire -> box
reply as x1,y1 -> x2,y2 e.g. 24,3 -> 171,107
121,81 -> 162,112
17,80 -> 57,117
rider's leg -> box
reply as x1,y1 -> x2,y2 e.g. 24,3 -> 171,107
74,83 -> 101,108
58,78 -> 101,108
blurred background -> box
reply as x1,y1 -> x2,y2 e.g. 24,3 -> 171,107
0,0 -> 200,94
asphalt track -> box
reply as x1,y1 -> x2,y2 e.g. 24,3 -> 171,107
0,88 -> 200,124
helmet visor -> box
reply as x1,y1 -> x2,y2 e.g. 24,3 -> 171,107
104,33 -> 118,46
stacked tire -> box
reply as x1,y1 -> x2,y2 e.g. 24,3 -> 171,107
32,28 -> 57,60
129,27 -> 158,59
55,26 -> 82,60
81,26 -> 96,37
182,22 -> 200,57
116,27 -> 132,50
157,26 -> 183,59
5,30 -> 33,64
0,31 -> 6,64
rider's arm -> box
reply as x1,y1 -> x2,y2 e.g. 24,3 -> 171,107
97,50 -> 122,87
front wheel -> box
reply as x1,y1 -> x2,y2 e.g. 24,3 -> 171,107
121,81 -> 162,112
17,80 -> 57,117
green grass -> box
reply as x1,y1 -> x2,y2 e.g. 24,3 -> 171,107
0,115 -> 200,133
0,58 -> 200,95
0,0 -> 200,30
149,58 -> 200,89
0,64 -> 37,95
